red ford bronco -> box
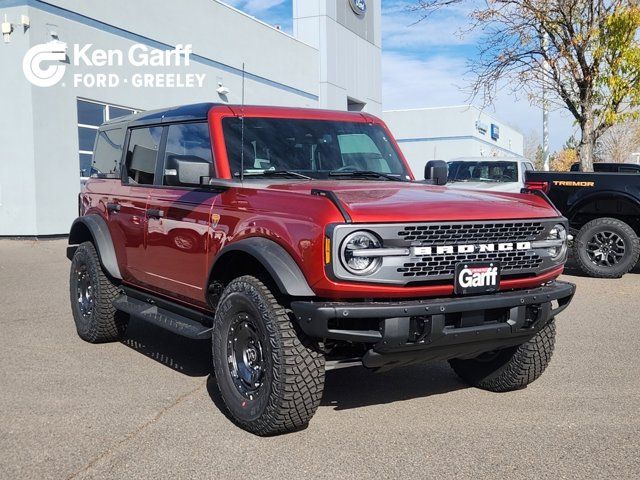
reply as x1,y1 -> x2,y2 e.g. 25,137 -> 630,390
68,103 -> 575,435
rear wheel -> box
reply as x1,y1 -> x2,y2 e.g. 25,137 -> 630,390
449,320 -> 556,392
212,275 -> 325,436
573,217 -> 640,278
69,242 -> 128,343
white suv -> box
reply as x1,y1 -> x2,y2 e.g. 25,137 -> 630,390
446,157 -> 535,193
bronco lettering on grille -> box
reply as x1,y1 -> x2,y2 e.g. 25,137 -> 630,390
412,242 -> 532,256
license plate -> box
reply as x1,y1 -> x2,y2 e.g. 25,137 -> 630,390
454,262 -> 501,295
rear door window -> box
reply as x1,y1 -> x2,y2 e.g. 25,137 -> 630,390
162,123 -> 214,187
124,127 -> 163,185
91,127 -> 125,178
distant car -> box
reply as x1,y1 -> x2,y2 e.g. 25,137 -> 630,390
570,162 -> 640,173
446,157 -> 534,193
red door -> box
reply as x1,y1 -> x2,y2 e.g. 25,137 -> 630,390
108,185 -> 150,286
141,122 -> 219,307
109,125 -> 162,286
144,189 -> 217,305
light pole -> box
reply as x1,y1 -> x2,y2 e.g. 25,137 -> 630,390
542,33 -> 550,171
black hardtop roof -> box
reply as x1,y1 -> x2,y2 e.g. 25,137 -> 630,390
102,102 -> 222,127
100,102 -> 379,129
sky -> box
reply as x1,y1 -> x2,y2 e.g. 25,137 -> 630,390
224,0 -> 576,152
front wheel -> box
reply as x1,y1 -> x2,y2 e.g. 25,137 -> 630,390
212,275 -> 325,436
573,217 -> 640,278
449,320 -> 556,392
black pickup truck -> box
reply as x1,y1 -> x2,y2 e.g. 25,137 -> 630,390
525,170 -> 640,278
570,162 -> 640,173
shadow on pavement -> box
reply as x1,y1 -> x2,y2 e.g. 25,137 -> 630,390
121,318 -> 467,411
321,362 -> 467,410
121,316 -> 211,377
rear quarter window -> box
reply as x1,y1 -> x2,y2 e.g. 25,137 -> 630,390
91,127 -> 125,178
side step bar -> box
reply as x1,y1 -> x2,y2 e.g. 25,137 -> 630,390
113,291 -> 213,340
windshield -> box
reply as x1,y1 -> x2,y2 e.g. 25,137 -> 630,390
447,161 -> 518,183
222,117 -> 410,180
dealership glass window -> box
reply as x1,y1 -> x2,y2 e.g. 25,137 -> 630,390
77,99 -> 138,178
79,154 -> 93,178
79,127 -> 98,152
125,127 -> 163,185
162,123 -> 214,187
77,101 -> 105,126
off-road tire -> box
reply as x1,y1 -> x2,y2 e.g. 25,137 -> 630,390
212,275 -> 325,436
69,241 -> 127,343
449,320 -> 556,392
573,217 -> 640,278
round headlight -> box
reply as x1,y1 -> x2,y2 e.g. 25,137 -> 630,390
547,224 -> 568,260
340,231 -> 382,275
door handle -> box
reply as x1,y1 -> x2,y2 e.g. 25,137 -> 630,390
107,203 -> 121,214
146,208 -> 164,219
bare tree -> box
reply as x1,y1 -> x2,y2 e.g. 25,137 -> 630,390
523,129 -> 545,168
595,121 -> 640,162
412,1 -> 640,171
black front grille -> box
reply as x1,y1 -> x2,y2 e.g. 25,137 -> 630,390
398,250 -> 543,278
398,222 -> 544,244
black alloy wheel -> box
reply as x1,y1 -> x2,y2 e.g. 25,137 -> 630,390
573,217 -> 640,278
227,313 -> 266,401
585,230 -> 626,267
75,263 -> 94,318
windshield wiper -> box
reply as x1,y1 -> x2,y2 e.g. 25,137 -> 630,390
243,170 -> 312,180
329,170 -> 406,182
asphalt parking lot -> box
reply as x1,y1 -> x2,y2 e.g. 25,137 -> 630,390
1,239 -> 639,479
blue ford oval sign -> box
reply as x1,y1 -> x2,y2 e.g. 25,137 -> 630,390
349,0 -> 367,16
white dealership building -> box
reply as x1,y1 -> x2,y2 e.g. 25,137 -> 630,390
383,106 -> 524,176
0,0 -> 522,236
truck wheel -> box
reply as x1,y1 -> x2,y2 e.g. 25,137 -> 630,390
212,275 -> 325,436
449,320 -> 556,392
69,241 -> 128,343
573,217 -> 640,278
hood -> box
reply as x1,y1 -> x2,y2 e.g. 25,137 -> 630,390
446,181 -> 523,193
260,180 -> 559,223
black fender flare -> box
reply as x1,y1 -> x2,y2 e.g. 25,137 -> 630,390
68,214 -> 122,280
567,190 -> 640,223
211,237 -> 316,297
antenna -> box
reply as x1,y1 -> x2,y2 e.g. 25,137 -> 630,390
240,62 -> 246,182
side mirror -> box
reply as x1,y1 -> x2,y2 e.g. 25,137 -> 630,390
424,160 -> 448,186
165,155 -> 211,187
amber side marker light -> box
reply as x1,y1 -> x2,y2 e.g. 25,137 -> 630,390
324,237 -> 331,264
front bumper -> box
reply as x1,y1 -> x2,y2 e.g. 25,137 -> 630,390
291,281 -> 575,369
